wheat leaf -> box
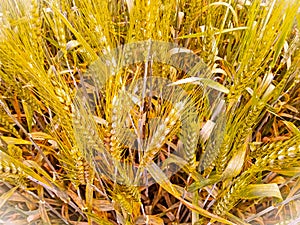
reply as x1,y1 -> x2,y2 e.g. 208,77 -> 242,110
241,184 -> 283,200
22,101 -> 33,133
29,132 -> 54,141
169,77 -> 229,94
178,27 -> 248,39
0,185 -> 19,210
270,167 -> 300,177
84,212 -> 115,225
282,121 -> 300,135
222,145 -> 247,179
1,136 -> 32,145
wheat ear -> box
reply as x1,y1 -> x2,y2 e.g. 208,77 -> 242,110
29,0 -> 43,64
140,101 -> 185,167
182,120 -> 199,172
0,110 -> 21,138
104,93 -> 130,161
254,135 -> 300,169
0,156 -> 24,177
214,170 -> 253,216
216,100 -> 265,174
48,66 -> 73,113
214,135 -> 300,215
69,146 -> 91,186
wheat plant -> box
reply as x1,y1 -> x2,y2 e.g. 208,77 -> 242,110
0,0 -> 300,224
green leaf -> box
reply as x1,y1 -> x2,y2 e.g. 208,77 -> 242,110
241,184 -> 283,200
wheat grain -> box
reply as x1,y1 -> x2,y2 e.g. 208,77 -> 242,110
71,98 -> 115,183
199,106 -> 226,173
52,2 -> 66,49
0,160 -> 23,176
0,81 -> 42,114
111,183 -> 141,222
0,153 -> 25,186
69,146 -> 91,185
104,95 -> 126,161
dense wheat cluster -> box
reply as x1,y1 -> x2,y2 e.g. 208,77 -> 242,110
0,0 -> 300,224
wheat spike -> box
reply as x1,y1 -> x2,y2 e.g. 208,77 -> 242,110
250,138 -> 293,159
47,118 -> 91,186
140,101 -> 185,167
0,160 -> 24,176
199,102 -> 226,172
255,135 -> 300,169
0,110 -> 21,138
51,2 -> 66,49
0,80 -> 42,114
48,66 -> 73,113
214,135 -> 300,215
214,171 -> 253,216
104,93 -> 132,161
0,148 -> 25,185
111,183 -> 141,223
29,0 -> 43,64
69,147 -> 91,186
71,97 -> 115,182
216,99 -> 265,174
181,119 -> 199,172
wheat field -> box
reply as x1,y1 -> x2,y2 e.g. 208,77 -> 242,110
0,0 -> 300,224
